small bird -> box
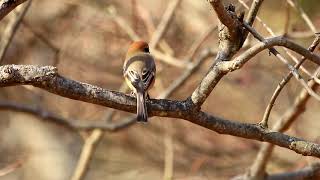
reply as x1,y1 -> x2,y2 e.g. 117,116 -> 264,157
123,41 -> 156,122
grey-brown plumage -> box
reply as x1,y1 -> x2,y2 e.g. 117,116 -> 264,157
123,41 -> 156,122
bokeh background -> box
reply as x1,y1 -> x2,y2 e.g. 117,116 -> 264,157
0,0 -> 320,179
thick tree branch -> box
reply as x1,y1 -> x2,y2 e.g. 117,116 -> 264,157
190,1 -> 245,108
208,0 -> 241,40
194,111 -> 320,157
0,65 -> 190,118
1,65 -> 320,157
209,1 -> 244,59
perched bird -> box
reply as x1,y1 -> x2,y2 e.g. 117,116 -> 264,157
123,41 -> 156,122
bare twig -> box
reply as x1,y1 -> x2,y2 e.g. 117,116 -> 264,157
109,10 -> 140,41
286,0 -> 317,34
163,121 -> 174,180
0,0 -> 31,64
152,49 -> 192,68
131,0 -> 137,30
186,25 -> 217,60
22,20 -> 60,66
160,49 -> 215,98
245,0 -> 264,27
240,0 -> 265,46
150,78 -> 175,180
135,3 -> 155,38
286,30 -> 315,39
149,0 -> 182,49
0,159 -> 23,176
135,3 -> 174,55
70,129 -> 104,180
283,2 -> 290,35
70,83 -> 128,180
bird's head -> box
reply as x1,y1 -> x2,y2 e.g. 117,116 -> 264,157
126,41 -> 150,58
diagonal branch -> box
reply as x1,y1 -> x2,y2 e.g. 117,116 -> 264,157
149,0 -> 182,49
240,0 -> 265,46
0,159 -> 23,177
0,0 -> 27,20
191,36 -> 320,108
245,0 -> 264,27
0,0 -> 31,63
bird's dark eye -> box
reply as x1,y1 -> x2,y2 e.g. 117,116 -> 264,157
143,47 -> 149,53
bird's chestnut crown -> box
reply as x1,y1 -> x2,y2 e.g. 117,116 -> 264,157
127,41 -> 150,57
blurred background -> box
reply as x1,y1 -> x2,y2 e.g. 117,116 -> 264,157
0,0 -> 319,179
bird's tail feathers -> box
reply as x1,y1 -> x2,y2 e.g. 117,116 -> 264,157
136,90 -> 148,122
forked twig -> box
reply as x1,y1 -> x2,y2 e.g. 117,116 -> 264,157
261,35 -> 320,128
243,23 -> 320,127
